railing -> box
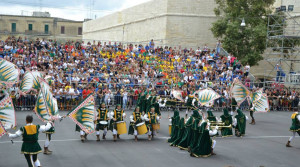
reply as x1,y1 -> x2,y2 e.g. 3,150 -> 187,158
285,73 -> 300,84
12,94 -> 299,112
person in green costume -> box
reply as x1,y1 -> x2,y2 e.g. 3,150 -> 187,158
207,110 -> 217,122
188,118 -> 201,152
8,115 -> 53,167
286,109 -> 300,147
95,103 -> 109,141
171,117 -> 185,146
168,110 -> 180,143
144,106 -> 160,140
233,109 -> 248,137
190,121 -> 218,157
178,110 -> 202,150
190,120 -> 206,156
109,104 -> 126,141
128,106 -> 145,141
220,108 -> 233,137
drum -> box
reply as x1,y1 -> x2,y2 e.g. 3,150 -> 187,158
136,122 -> 147,135
169,124 -> 172,135
99,121 -> 108,125
116,121 -> 127,135
152,123 -> 160,131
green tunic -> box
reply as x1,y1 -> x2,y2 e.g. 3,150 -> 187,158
289,113 -> 300,132
96,108 -> 109,131
128,111 -> 143,135
192,122 -> 212,157
146,112 -> 158,131
207,110 -> 217,122
189,118 -> 201,149
20,124 -> 42,154
220,108 -> 233,137
178,110 -> 202,150
171,118 -> 185,146
109,109 -> 124,131
154,102 -> 161,116
168,110 -> 180,143
235,109 -> 246,136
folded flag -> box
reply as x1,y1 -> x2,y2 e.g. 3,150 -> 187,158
0,59 -> 20,86
230,78 -> 250,106
20,71 -> 43,94
0,96 -> 16,130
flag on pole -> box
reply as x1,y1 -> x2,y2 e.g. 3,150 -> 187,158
0,121 -> 6,138
38,77 -> 59,120
0,58 -> 20,86
253,94 -> 270,112
33,90 -> 52,122
230,78 -> 250,106
20,71 -> 43,94
67,94 -> 95,134
249,88 -> 263,103
193,88 -> 221,107
0,96 -> 16,130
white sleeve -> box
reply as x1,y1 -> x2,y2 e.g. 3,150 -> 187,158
233,118 -> 237,126
156,116 -> 160,121
123,113 -> 126,118
169,118 -> 172,123
110,111 -> 114,118
9,130 -> 23,139
130,115 -> 134,122
39,123 -> 52,132
245,116 -> 249,120
144,114 -> 149,121
209,129 -> 218,136
230,111 -> 233,116
297,115 -> 300,121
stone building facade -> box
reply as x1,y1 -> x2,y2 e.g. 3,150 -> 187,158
0,14 -> 83,42
83,0 -> 218,49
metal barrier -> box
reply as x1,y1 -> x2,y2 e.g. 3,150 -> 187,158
12,94 -> 299,112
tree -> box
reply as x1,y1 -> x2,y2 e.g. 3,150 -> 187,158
211,0 -> 275,66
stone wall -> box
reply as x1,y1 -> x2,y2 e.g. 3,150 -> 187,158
83,0 -> 218,48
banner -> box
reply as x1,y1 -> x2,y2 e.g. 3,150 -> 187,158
39,77 -> 59,120
0,96 -> 16,129
194,88 -> 221,107
249,88 -> 263,103
171,90 -> 184,102
20,71 -> 43,94
34,90 -> 52,122
253,94 -> 269,112
230,78 -> 250,106
0,121 -> 6,138
0,59 -> 20,86
67,94 -> 95,134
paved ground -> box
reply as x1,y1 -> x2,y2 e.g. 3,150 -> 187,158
0,110 -> 299,167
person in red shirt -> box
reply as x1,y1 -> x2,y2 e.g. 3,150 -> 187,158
82,86 -> 93,99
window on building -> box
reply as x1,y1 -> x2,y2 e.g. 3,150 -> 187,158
44,25 -> 49,34
28,24 -> 33,31
11,23 -> 16,32
61,26 -> 65,34
78,27 -> 82,35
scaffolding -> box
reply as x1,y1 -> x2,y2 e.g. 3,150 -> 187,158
265,11 -> 300,85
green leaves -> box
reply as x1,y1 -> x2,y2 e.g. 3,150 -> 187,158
211,0 -> 275,66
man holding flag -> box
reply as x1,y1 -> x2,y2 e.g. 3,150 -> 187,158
7,115 -> 53,167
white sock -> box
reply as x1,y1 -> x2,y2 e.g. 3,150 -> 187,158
134,130 -> 138,136
80,130 -> 85,135
34,159 -> 41,167
212,140 -> 216,149
44,138 -> 50,147
104,128 -> 107,135
96,131 -> 100,135
113,129 -> 117,135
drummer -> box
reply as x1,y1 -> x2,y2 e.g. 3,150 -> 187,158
128,106 -> 145,141
95,103 -> 110,141
144,106 -> 160,140
110,104 -> 126,142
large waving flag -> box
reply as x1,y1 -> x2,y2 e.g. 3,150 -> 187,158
34,90 -> 52,122
193,88 -> 220,107
67,94 -> 95,134
0,121 -> 6,138
253,94 -> 269,112
0,96 -> 16,130
20,71 -> 43,94
230,78 -> 250,106
39,77 -> 59,120
0,59 -> 20,86
249,88 -> 263,103
171,90 -> 184,102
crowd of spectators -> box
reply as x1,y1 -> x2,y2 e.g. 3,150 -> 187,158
0,36 -> 299,111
